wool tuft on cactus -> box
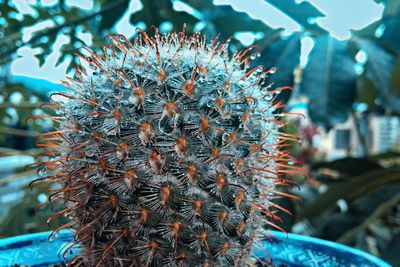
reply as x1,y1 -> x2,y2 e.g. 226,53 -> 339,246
32,28 -> 301,267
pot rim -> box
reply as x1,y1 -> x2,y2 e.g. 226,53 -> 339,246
0,230 -> 392,267
254,231 -> 392,267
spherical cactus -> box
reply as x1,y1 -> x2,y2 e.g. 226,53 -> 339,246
33,28 -> 300,267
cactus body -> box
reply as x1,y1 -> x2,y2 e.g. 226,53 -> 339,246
34,30 -> 298,267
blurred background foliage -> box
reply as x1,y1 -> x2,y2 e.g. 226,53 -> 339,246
0,0 -> 399,265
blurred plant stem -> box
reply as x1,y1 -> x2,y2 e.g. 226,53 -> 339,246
0,127 -> 39,137
0,147 -> 41,156
0,102 -> 46,108
337,192 -> 400,245
302,166 -> 400,218
351,110 -> 369,156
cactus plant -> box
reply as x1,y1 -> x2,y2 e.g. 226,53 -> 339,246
32,28 -> 300,267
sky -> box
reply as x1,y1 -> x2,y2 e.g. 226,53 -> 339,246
9,0 -> 385,84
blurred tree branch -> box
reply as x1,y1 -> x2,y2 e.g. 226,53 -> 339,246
0,0 -> 129,64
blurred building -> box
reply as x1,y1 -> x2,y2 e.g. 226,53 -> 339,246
313,114 -> 400,161
288,68 -> 400,161
368,115 -> 400,154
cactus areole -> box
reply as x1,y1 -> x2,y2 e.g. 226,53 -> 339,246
33,29 -> 300,266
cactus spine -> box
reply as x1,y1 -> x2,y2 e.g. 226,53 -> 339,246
33,29 -> 299,267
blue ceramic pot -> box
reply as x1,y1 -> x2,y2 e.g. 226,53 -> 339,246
0,230 -> 391,267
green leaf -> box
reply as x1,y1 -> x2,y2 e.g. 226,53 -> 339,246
267,0 -> 327,35
182,0 -> 214,11
301,35 -> 357,128
0,1 -> 132,72
350,20 -> 381,39
182,1 -> 274,38
130,0 -> 199,34
357,74 -> 377,110
378,14 -> 400,52
391,56 -> 400,95
99,0 -> 130,31
205,5 -> 273,38
351,7 -> 400,56
355,39 -> 399,111
353,13 -> 400,53
56,30 -> 78,68
382,0 -> 400,17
